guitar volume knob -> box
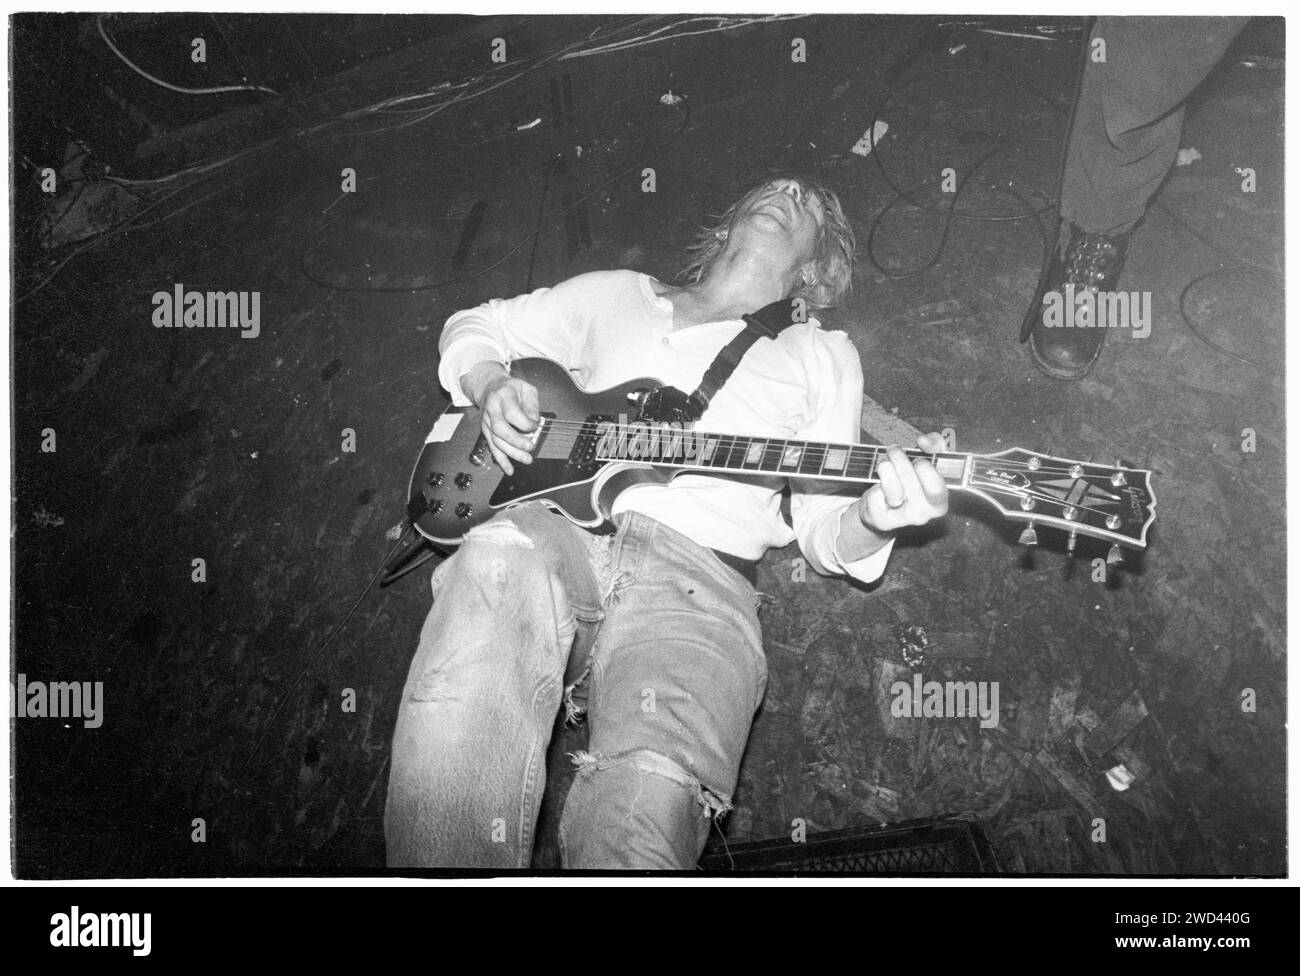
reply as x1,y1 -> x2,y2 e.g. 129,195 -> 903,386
455,502 -> 473,520
427,471 -> 445,488
455,472 -> 473,490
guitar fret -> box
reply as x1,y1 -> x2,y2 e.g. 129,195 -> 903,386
823,446 -> 849,472
760,439 -> 784,473
715,437 -> 737,469
779,441 -> 803,471
737,437 -> 758,469
677,434 -> 972,487
797,442 -> 821,475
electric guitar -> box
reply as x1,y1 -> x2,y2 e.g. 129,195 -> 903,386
407,358 -> 1157,560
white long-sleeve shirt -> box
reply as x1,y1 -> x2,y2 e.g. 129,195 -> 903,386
436,269 -> 894,582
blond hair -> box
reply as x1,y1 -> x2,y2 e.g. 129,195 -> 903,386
678,175 -> 856,309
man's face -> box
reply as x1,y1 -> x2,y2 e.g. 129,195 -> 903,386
735,178 -> 826,265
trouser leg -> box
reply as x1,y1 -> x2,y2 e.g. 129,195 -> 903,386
385,503 -> 603,868
559,514 -> 767,869
1060,16 -> 1249,234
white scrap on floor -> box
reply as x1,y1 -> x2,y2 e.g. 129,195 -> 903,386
851,120 -> 890,157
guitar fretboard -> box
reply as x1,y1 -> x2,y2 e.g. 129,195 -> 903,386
590,423 -> 969,486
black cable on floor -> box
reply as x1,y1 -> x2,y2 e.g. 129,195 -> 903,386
859,59 -> 1072,282
379,540 -> 443,587
1177,267 -> 1281,373
862,23 -> 1282,374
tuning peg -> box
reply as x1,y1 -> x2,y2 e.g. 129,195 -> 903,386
1107,544 -> 1123,567
1066,530 -> 1078,555
1018,522 -> 1038,547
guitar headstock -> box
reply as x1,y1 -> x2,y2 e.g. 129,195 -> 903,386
964,448 -> 1156,552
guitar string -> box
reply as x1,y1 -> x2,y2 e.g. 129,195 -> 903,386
433,428 -> 1144,534
527,417 -> 1126,470
527,419 -> 1072,463
519,419 -> 1124,477
974,485 -> 1134,523
505,424 -> 1141,526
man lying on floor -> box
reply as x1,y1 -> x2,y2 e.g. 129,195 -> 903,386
385,175 -> 949,869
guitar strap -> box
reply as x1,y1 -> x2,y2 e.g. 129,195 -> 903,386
639,297 -> 803,423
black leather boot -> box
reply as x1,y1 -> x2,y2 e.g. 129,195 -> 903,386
1021,222 -> 1131,380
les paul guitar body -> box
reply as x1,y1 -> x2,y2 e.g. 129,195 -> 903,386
409,359 -> 671,544
408,358 -> 1157,557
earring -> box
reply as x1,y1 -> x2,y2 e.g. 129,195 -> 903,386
715,228 -> 729,241
802,271 -> 817,287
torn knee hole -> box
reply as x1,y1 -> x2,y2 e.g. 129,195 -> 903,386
562,663 -> 592,726
601,570 -> 632,609
566,748 -> 733,819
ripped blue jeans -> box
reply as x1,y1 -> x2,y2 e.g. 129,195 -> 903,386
384,502 -> 766,869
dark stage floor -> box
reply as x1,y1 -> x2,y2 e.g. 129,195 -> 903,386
11,14 -> 1285,876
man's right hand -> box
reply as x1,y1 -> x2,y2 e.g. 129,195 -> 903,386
460,361 -> 541,476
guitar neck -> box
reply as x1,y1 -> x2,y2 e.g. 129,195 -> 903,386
592,423 -> 971,488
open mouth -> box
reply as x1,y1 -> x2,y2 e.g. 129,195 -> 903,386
753,196 -> 794,224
